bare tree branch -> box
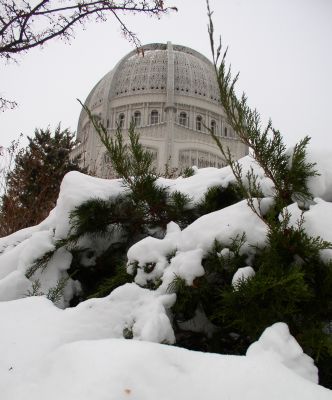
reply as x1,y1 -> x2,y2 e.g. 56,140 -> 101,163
0,1 -> 177,110
0,96 -> 17,110
0,1 -> 177,60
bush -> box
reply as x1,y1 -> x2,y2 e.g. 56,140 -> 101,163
0,125 -> 84,236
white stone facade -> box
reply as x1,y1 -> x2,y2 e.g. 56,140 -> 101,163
74,42 -> 248,177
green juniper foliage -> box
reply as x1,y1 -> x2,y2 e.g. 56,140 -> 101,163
79,100 -> 158,195
167,235 -> 249,351
181,166 -> 195,178
26,249 -> 57,279
80,101 -> 195,229
197,183 -> 243,215
25,276 -> 72,305
27,113 -> 198,301
207,1 -> 317,219
46,276 -> 72,304
175,1 -> 332,387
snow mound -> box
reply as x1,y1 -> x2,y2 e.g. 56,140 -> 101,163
2,337 -> 331,400
0,283 -> 175,386
0,171 -> 124,305
247,322 -> 318,384
159,155 -> 274,202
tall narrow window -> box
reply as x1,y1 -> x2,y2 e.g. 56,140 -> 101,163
133,111 -> 141,127
196,115 -> 203,131
150,110 -> 159,125
179,112 -> 188,126
224,126 -> 228,137
211,120 -> 216,135
118,113 -> 125,129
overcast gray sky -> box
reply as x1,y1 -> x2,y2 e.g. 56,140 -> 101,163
1,0 -> 331,149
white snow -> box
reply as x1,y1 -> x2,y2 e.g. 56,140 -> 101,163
285,198 -> 332,262
159,155 -> 274,202
128,200 -> 267,291
307,148 -> 332,202
54,171 -> 124,239
0,171 -> 124,304
161,248 -> 205,289
247,322 -> 318,384
0,310 -> 330,400
178,199 -> 267,254
0,283 -> 175,382
0,150 -> 332,399
232,266 -> 256,288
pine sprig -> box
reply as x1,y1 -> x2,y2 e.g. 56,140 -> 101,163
207,1 -> 318,214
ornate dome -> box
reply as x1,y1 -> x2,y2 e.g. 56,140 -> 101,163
109,43 -> 220,101
75,42 -> 248,176
78,42 -> 220,134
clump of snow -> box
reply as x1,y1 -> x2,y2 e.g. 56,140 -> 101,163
160,248 -> 205,291
178,199 -> 267,254
159,155 -> 274,203
285,198 -> 332,262
232,266 -> 255,289
218,247 -> 233,258
0,227 -> 79,306
255,197 -> 275,216
306,148 -> 332,202
247,322 -> 318,384
127,222 -> 181,286
128,200 -> 267,291
54,171 -> 123,239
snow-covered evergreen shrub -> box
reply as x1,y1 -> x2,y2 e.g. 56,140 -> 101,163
0,5 -> 332,390
204,6 -> 332,385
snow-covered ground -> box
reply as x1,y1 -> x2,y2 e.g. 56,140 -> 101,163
0,304 -> 329,400
0,151 -> 332,398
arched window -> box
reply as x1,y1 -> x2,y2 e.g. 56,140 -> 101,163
150,110 -> 159,125
118,113 -> 125,129
133,111 -> 141,127
179,112 -> 188,126
196,115 -> 203,131
211,120 -> 216,134
224,126 -> 228,137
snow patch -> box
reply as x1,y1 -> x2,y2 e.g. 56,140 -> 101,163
232,266 -> 255,289
247,322 -> 318,384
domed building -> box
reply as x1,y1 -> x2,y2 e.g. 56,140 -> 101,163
74,42 -> 248,177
